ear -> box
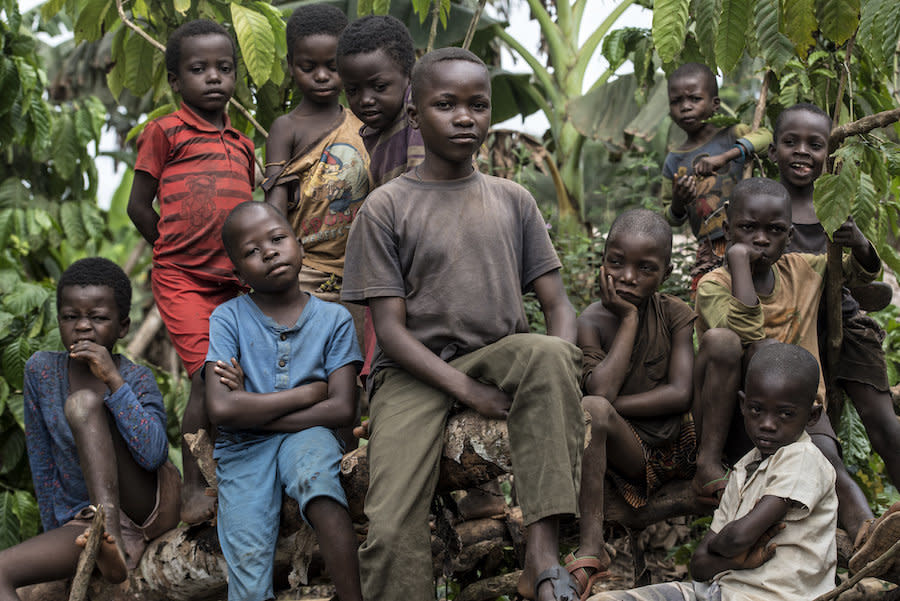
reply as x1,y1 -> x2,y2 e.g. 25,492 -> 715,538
407,102 -> 419,130
723,218 -> 731,242
167,71 -> 180,94
787,224 -> 794,245
297,239 -> 305,259
807,403 -> 823,428
663,263 -> 674,282
117,316 -> 131,340
768,141 -> 776,157
737,390 -> 747,414
233,267 -> 246,286
712,95 -> 721,112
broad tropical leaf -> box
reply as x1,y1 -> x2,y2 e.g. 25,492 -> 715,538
817,0 -> 859,46
714,0 -> 751,73
12,491 -> 39,541
231,3 -> 276,87
50,113 -> 79,181
783,0 -> 817,58
0,492 -> 20,551
692,0 -> 719,71
754,0 -> 793,73
1,337 -> 33,391
0,429 -> 24,476
814,167 -> 857,238
2,284 -> 49,317
858,0 -> 884,65
124,31 -> 156,97
73,0 -> 112,44
652,0 -> 690,64
59,201 -> 87,248
852,171 -> 879,242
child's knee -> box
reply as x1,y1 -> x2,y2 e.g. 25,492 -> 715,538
64,389 -> 105,425
582,395 -> 615,436
699,328 -> 742,363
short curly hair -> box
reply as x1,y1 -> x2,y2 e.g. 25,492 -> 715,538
286,4 -> 348,61
165,19 -> 236,75
668,62 -> 718,98
336,15 -> 415,77
57,257 -> 132,320
774,102 -> 831,141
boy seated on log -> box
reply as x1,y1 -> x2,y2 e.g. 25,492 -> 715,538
569,209 -> 697,600
591,343 -> 837,601
341,47 -> 586,601
0,258 -> 180,597
205,202 -> 363,601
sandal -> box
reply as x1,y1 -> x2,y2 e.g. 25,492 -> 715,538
534,565 -> 579,601
563,551 -> 611,601
696,468 -> 731,506
849,501 -> 900,575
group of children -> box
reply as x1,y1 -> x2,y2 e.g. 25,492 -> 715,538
0,7 -> 897,601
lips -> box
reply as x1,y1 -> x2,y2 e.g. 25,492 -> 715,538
789,162 -> 812,176
267,263 -> 290,277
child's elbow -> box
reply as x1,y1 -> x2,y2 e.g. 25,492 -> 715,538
332,397 -> 357,427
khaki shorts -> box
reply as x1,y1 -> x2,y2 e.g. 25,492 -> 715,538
65,461 -> 181,568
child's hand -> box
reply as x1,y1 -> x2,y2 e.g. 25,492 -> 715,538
599,266 -> 638,317
694,153 -> 729,176
832,216 -> 868,252
726,242 -> 763,266
732,522 -> 784,570
460,378 -> 512,420
69,341 -> 124,392
672,174 -> 697,207
214,358 -> 245,391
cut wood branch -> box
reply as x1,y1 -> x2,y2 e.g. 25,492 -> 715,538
743,70 -> 770,179
68,508 -> 105,601
125,304 -> 162,360
184,429 -> 218,490
812,537 -> 900,601
829,107 -> 900,150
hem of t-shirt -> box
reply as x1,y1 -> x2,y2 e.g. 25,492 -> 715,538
340,286 -> 407,303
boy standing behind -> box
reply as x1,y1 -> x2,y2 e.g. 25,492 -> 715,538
591,343 -> 837,601
336,14 -> 424,188
126,20 -> 255,524
205,202 -> 362,601
571,209 -> 696,600
342,48 -> 585,601
263,3 -> 370,323
662,63 -> 771,289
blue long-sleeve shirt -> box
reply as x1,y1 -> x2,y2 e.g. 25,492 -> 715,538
24,351 -> 169,531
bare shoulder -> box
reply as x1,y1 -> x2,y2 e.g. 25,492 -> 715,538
577,301 -> 619,344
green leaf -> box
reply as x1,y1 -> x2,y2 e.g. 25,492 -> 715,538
7,394 -> 24,431
783,0 -> 817,59
357,0 -> 373,16
0,376 -> 8,416
125,32 -> 156,97
1,337 -> 32,391
73,0 -> 113,44
715,0 -> 752,73
0,58 -> 21,117
818,0 -> 860,45
0,428 -> 24,475
652,0 -> 690,64
692,0 -> 720,70
0,492 -> 21,551
858,0 -> 884,65
602,28 -> 651,72
50,113 -> 78,181
173,0 -> 190,15
231,3 -> 276,87
126,103 -> 176,143
40,0 -> 67,19
59,201 -> 87,248
12,491 -> 39,540
877,210 -> 900,275
2,282 -> 50,316
878,1 -> 900,68
814,167 -> 857,238
81,202 -> 105,241
754,0 -> 793,73
837,399 -> 872,470
852,171 -> 879,241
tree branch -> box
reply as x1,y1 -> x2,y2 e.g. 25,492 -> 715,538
829,107 -> 900,150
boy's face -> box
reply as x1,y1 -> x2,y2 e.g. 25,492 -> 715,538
740,377 -> 819,457
667,74 -> 719,135
168,33 -> 236,124
724,194 -> 792,267
339,49 -> 408,132
771,110 -> 830,190
290,34 -> 341,106
228,206 -> 304,293
408,60 -> 491,168
602,233 -> 671,306
58,285 -> 129,353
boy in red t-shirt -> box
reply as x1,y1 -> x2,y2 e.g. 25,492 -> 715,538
126,19 -> 254,525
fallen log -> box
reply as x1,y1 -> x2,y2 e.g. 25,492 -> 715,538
20,410 -> 711,600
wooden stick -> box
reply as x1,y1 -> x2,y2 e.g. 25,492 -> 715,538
427,0 -> 441,53
811,537 -> 900,601
830,107 -> 900,150
462,0 -> 488,50
743,69 -> 769,179
125,303 -> 162,360
184,429 -> 218,490
68,507 -> 105,601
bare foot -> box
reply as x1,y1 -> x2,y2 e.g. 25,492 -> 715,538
180,485 -> 217,525
76,529 -> 127,584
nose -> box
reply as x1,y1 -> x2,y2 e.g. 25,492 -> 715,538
619,265 -> 637,284
759,414 -> 777,432
752,229 -> 769,246
313,67 -> 329,82
263,244 -> 278,261
75,316 -> 92,330
206,67 -> 221,83
360,89 -> 375,106
454,108 -> 474,126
